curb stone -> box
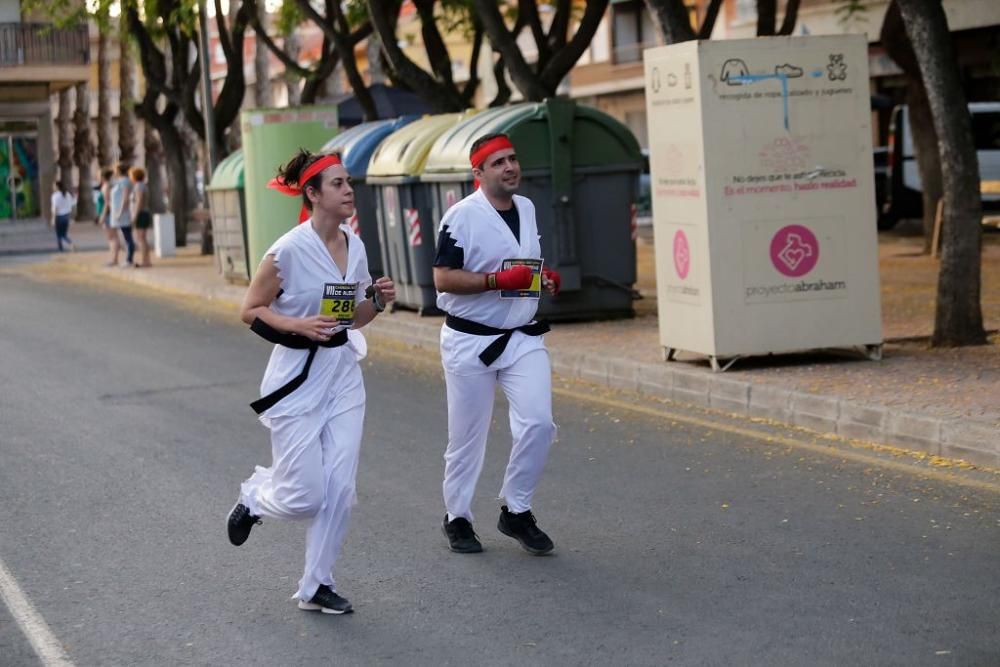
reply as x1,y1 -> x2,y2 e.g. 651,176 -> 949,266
366,316 -> 997,467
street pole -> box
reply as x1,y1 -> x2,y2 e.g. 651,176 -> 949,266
196,0 -> 218,256
197,0 -> 218,181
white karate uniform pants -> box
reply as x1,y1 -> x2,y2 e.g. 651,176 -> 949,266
443,348 -> 556,522
240,378 -> 365,602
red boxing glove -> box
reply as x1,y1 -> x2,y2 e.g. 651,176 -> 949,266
542,267 -> 561,295
487,264 -> 534,291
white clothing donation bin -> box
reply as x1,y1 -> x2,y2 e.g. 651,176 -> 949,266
643,36 -> 882,371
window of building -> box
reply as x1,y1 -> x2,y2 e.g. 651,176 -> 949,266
611,0 -> 657,64
585,18 -> 610,64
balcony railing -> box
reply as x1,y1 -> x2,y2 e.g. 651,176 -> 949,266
0,23 -> 89,67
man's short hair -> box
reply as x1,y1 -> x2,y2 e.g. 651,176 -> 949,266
469,133 -> 511,170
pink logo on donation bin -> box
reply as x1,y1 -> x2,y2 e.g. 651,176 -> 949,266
673,230 -> 690,280
770,225 -> 819,277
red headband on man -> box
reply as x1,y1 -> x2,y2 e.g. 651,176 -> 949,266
267,154 -> 343,223
470,136 -> 514,189
470,136 -> 514,170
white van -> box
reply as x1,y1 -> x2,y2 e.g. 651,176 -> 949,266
880,101 -> 1000,228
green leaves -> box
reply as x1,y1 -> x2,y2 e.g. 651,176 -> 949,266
274,0 -> 304,36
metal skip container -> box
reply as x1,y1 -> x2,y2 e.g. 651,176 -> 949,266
322,116 -> 417,279
365,111 -> 478,313
422,99 -> 645,321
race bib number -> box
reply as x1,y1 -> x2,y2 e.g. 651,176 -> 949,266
320,282 -> 358,324
499,258 -> 543,299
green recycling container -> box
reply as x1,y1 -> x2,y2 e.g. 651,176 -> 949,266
422,99 -> 645,320
206,150 -> 249,284
241,106 -> 339,277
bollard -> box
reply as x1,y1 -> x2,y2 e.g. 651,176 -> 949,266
153,213 -> 176,258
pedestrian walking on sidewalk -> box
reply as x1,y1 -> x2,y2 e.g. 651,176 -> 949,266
108,164 -> 135,267
129,166 -> 153,267
227,149 -> 396,617
96,168 -> 120,264
50,181 -> 76,252
432,133 -> 562,556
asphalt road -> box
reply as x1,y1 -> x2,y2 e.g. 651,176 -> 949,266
1,271 -> 998,666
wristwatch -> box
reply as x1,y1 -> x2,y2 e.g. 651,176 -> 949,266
365,284 -> 385,313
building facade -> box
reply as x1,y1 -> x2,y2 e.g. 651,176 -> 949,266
568,0 -> 1000,151
0,0 -> 89,222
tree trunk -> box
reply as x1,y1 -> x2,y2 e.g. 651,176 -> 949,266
179,120 -> 208,252
144,126 -> 167,214
160,121 -> 190,249
367,31 -> 385,85
97,21 -> 114,169
367,0 -> 468,111
57,89 -> 74,189
756,0 -> 777,35
777,0 -> 802,35
474,0 -> 608,100
283,29 -> 302,107
327,3 -> 377,121
644,0 -> 696,44
490,52 -> 512,107
118,30 -> 139,167
880,0 -> 942,252
208,1 -> 249,164
896,0 -> 985,346
254,0 -> 273,107
136,92 -> 187,246
73,82 -> 96,220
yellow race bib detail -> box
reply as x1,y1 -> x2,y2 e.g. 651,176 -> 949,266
499,258 -> 543,299
321,282 -> 358,324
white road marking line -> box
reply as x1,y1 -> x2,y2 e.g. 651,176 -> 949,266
0,558 -> 74,666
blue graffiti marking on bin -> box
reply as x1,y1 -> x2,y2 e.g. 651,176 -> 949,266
725,67 -> 824,131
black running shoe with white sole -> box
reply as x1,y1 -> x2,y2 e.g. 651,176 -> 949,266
442,515 -> 483,553
497,505 -> 554,555
226,501 -> 261,546
298,585 -> 353,615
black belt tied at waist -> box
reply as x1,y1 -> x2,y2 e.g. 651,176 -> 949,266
445,314 -> 550,367
249,317 -> 348,415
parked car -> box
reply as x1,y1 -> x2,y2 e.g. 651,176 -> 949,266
880,101 -> 1000,229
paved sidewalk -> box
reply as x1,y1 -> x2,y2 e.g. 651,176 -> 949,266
6,219 -> 999,467
0,218 -> 108,256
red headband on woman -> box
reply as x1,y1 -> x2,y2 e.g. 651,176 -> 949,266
267,154 -> 343,196
267,154 -> 343,223
470,136 -> 514,170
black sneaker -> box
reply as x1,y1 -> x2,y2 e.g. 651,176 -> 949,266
442,515 -> 483,553
497,505 -> 554,555
298,585 -> 353,615
226,501 -> 261,546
